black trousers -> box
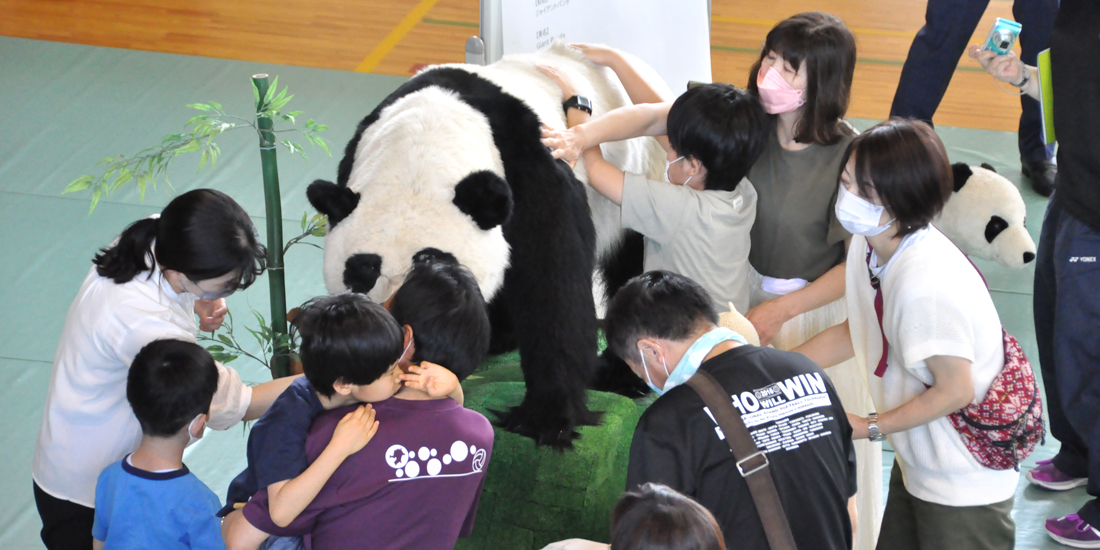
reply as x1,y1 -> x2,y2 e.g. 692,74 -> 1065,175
889,0 -> 1059,162
1033,196 -> 1100,527
33,482 -> 94,550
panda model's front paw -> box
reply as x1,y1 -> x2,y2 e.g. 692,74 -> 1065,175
492,402 -> 603,449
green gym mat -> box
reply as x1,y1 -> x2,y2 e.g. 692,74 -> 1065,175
0,36 -> 1080,549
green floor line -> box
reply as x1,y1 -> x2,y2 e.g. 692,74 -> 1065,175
422,18 -> 479,29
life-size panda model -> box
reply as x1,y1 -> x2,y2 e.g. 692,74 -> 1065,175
307,43 -> 668,447
933,163 -> 1037,269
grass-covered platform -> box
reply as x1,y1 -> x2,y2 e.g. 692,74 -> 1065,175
457,352 -> 655,549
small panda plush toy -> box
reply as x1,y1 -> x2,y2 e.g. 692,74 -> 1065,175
933,163 -> 1036,269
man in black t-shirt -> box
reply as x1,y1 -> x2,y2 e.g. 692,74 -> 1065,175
605,271 -> 857,550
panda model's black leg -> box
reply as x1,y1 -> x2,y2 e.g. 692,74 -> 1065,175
590,230 -> 650,397
485,294 -> 517,355
592,350 -> 651,398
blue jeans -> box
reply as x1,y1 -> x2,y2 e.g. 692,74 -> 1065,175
1034,194 -> 1100,526
259,535 -> 304,550
890,0 -> 1059,162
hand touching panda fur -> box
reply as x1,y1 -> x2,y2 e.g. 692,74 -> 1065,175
307,43 -> 667,448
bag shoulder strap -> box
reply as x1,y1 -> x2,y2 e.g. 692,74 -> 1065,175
686,370 -> 798,550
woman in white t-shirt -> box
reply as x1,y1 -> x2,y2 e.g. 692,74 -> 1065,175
795,119 -> 1018,549
32,189 -> 299,550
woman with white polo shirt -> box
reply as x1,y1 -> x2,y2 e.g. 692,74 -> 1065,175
796,119 -> 1018,549
32,189 -> 298,550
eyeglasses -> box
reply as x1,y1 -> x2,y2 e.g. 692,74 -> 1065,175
183,275 -> 239,301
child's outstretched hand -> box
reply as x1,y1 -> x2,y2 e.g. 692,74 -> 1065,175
400,362 -> 463,402
331,405 -> 379,458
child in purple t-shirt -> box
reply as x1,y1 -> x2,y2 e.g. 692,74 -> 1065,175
220,292 -> 464,540
222,257 -> 495,550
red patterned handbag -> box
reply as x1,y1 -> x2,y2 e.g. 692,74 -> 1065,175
866,244 -> 1045,471
945,329 -> 1045,471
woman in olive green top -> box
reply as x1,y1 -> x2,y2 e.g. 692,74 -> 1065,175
741,13 -> 882,550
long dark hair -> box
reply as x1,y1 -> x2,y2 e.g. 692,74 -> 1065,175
93,189 -> 267,287
746,12 -> 857,146
610,483 -> 727,550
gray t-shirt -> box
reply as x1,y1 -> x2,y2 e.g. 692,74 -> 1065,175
621,172 -> 756,312
747,119 -> 856,281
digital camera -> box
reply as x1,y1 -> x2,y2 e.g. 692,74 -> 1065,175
982,18 -> 1022,56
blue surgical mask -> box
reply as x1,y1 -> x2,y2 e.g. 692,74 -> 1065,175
640,328 -> 747,395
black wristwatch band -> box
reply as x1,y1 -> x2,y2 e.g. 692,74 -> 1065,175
563,95 -> 593,116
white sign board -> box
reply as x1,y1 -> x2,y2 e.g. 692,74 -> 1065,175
499,0 -> 711,95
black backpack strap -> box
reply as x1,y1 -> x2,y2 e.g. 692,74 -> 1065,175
686,371 -> 798,550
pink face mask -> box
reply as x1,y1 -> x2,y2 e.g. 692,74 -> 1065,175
757,65 -> 805,114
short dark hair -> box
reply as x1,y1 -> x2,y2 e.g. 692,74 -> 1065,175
842,118 -> 953,238
292,293 -> 405,397
604,271 -> 719,363
610,483 -> 727,550
747,12 -> 857,146
94,189 -> 267,287
127,339 -> 219,437
389,257 -> 490,381
667,83 -> 769,192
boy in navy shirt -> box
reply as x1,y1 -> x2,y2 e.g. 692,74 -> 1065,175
92,339 -> 226,550
220,294 -> 463,534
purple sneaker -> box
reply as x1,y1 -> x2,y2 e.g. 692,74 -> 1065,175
1028,460 -> 1089,491
1047,514 -> 1100,548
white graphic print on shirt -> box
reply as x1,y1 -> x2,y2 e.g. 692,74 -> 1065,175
386,440 -> 487,482
703,372 -> 836,454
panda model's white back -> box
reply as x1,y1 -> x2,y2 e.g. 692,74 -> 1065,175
327,87 -> 511,301
331,42 -> 669,304
437,41 -> 670,264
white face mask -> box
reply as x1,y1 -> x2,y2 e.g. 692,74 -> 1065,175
835,185 -> 894,237
186,415 -> 205,448
666,157 -> 694,187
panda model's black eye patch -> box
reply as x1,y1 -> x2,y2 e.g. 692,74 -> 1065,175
344,253 -> 383,294
453,170 -> 513,230
985,215 -> 1009,243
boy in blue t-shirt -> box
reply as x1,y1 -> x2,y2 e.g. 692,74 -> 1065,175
220,292 -> 463,534
92,339 -> 226,550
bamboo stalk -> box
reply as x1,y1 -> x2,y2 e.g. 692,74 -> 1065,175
252,74 -> 289,379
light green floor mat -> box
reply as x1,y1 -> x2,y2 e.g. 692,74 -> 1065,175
0,36 -> 1079,549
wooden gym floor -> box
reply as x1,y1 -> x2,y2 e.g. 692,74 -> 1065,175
0,0 -> 1021,132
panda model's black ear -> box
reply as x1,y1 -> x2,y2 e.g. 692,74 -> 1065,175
307,179 -> 361,227
453,170 -> 513,230
980,163 -> 997,173
951,163 -> 972,193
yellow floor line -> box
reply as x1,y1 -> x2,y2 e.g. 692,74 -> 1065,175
356,0 -> 442,73
711,14 -> 916,38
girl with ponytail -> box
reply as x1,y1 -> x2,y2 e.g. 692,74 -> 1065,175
33,189 -> 300,550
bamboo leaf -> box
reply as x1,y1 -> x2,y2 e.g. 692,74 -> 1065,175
316,137 -> 331,157
174,140 -> 201,155
186,103 -> 212,112
311,226 -> 327,237
63,175 -> 95,194
138,179 -> 147,201
199,149 -> 209,171
206,345 -> 225,352
305,119 -> 315,129
313,124 -> 328,132
209,100 -> 223,111
89,187 -> 102,213
263,76 -> 279,108
219,334 -> 234,346
301,211 -> 308,231
184,115 -> 208,128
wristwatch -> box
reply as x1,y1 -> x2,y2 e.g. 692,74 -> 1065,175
563,95 -> 593,116
867,413 -> 886,442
